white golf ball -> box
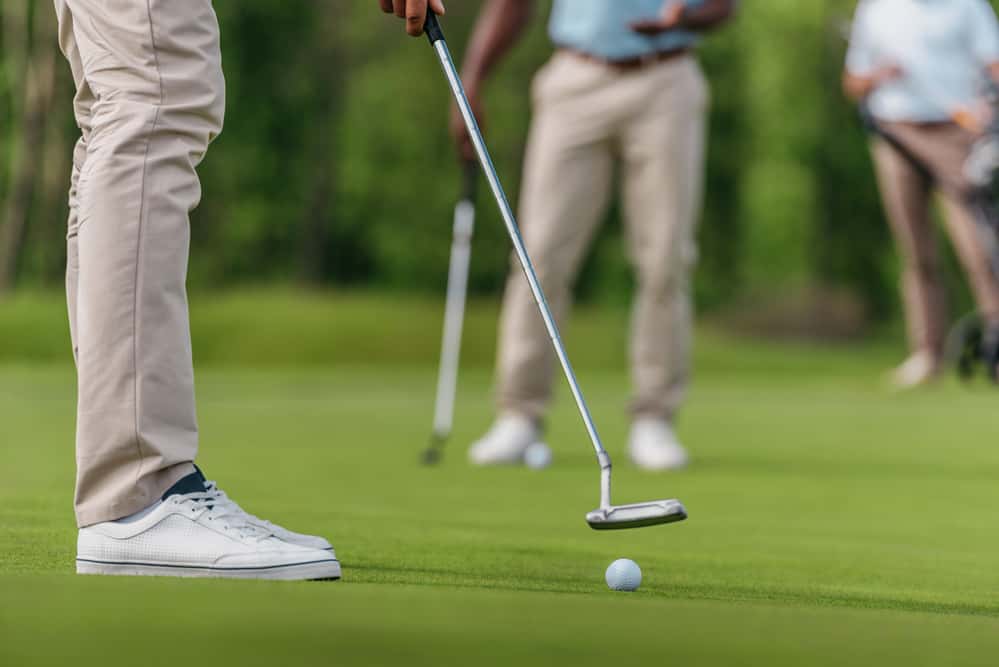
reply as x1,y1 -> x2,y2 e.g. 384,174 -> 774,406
605,558 -> 642,592
523,442 -> 553,469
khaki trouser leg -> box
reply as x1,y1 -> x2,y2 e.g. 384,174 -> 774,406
871,139 -> 944,357
497,54 -> 707,423
873,122 -> 999,357
923,126 -> 999,324
54,0 -> 225,527
57,2 -> 91,368
939,197 -> 999,322
621,57 -> 708,420
496,55 -> 616,421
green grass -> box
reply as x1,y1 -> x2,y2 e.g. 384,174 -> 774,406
2,291 -> 999,666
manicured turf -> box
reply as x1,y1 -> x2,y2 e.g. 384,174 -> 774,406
2,293 -> 999,665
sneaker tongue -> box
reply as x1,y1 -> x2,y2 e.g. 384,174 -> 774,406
160,467 -> 208,500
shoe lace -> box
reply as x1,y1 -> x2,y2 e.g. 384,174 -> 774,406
202,481 -> 277,532
173,486 -> 273,541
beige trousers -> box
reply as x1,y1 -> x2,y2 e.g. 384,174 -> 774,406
497,52 -> 708,422
54,0 -> 225,527
871,122 -> 999,358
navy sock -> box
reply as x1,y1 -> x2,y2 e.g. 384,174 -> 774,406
160,466 -> 208,500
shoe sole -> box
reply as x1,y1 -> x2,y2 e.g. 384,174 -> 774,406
76,557 -> 341,581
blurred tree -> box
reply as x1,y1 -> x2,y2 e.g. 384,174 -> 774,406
0,1 -> 60,294
2,1 -> 996,327
695,21 -> 748,309
812,0 -> 893,319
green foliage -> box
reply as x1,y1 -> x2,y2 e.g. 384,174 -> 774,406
5,1 -> 999,321
0,287 -> 911,373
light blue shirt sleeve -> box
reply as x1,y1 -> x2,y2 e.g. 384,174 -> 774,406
845,1 -> 876,75
967,0 -> 999,64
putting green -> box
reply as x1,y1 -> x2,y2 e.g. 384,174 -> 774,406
2,296 -> 999,665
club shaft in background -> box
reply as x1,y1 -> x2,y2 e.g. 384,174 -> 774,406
431,196 -> 475,439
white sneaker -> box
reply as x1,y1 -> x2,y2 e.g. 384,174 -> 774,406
889,351 -> 940,390
77,473 -> 340,581
468,414 -> 541,466
203,480 -> 333,552
628,418 -> 689,471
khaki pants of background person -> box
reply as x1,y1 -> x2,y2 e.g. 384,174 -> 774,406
53,0 -> 225,527
871,122 -> 999,359
497,52 -> 708,422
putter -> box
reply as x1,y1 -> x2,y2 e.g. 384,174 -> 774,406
423,12 -> 688,530
423,162 -> 478,465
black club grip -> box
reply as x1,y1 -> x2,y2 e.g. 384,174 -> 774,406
424,11 -> 444,44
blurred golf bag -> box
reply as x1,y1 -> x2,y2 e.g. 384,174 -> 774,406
860,85 -> 999,384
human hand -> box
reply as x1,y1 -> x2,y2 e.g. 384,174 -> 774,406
379,0 -> 446,37
630,1 -> 685,35
871,63 -> 904,87
952,107 -> 986,134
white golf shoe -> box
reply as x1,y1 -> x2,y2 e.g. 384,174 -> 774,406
468,413 -> 541,465
889,351 -> 940,390
76,470 -> 340,580
628,418 -> 689,471
203,479 -> 333,551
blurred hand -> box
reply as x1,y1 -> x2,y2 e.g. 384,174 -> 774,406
379,0 -> 446,37
630,1 -> 685,35
871,63 -> 904,87
952,104 -> 990,135
843,63 -> 904,102
450,85 -> 485,163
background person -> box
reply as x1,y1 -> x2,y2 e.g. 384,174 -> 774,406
453,0 -> 735,470
844,0 -> 999,388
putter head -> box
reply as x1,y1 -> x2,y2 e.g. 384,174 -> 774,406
586,499 -> 687,530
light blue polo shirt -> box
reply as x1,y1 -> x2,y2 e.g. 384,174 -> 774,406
846,0 -> 999,122
549,0 -> 706,62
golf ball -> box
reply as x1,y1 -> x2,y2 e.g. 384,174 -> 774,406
523,442 -> 553,469
605,558 -> 642,592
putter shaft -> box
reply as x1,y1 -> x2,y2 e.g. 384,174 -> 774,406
426,22 -> 613,509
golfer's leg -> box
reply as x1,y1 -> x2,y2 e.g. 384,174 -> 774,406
939,198 -> 999,323
65,0 -> 225,527
66,134 -> 88,366
923,125 -> 999,325
871,139 -> 943,358
621,57 -> 708,420
496,56 -> 614,421
53,0 -> 95,366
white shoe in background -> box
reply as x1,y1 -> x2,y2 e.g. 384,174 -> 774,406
628,418 -> 689,471
889,351 -> 939,390
77,472 -> 340,580
468,414 -> 541,466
